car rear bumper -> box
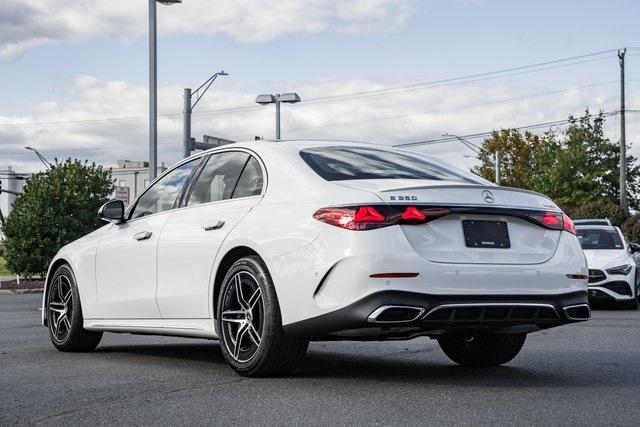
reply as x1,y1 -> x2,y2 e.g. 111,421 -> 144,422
283,290 -> 590,339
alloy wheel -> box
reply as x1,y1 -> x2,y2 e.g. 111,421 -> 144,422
221,271 -> 265,363
48,275 -> 74,343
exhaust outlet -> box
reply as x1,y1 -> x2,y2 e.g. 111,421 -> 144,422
368,305 -> 425,324
563,304 -> 591,321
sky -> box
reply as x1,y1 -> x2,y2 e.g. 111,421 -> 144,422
0,0 -> 639,172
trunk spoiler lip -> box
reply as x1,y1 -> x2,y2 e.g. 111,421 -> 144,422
377,183 -> 552,200
384,203 -> 562,213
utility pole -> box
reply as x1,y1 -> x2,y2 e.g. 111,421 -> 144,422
183,88 -> 192,159
494,151 -> 501,186
618,48 -> 628,213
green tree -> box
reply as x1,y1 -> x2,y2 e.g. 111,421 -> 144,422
472,111 -> 640,210
571,200 -> 628,227
3,159 -> 113,276
472,129 -> 546,189
622,214 -> 640,243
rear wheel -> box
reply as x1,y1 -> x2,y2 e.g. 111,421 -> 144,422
47,264 -> 102,352
216,256 -> 308,376
438,332 -> 526,366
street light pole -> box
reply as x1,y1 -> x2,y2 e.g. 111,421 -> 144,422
148,0 -> 158,182
148,0 -> 181,182
183,88 -> 191,159
24,147 -> 51,168
255,93 -> 301,140
275,98 -> 281,140
182,71 -> 229,158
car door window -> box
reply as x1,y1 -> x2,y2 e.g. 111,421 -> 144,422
187,152 -> 249,206
232,156 -> 263,198
131,159 -> 199,219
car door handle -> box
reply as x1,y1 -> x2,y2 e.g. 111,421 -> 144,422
133,231 -> 152,241
202,220 -> 225,231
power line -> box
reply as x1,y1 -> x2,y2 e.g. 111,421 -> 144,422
228,80 -> 620,140
0,49 -> 622,128
395,110 -> 626,148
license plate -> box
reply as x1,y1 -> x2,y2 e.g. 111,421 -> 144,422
462,220 -> 510,249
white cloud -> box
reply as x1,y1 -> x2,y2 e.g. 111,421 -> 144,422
1,75 -> 637,173
0,0 -> 415,59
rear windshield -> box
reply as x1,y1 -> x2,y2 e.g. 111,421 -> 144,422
299,146 -> 478,183
577,229 -> 624,250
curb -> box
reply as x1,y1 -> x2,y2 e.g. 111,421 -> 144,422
0,289 -> 44,295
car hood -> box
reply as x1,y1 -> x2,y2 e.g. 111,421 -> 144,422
583,249 -> 631,269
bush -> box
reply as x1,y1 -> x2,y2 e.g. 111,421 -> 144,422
3,159 -> 113,277
570,200 -> 629,227
622,214 -> 640,243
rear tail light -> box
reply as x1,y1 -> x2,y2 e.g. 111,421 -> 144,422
528,211 -> 576,235
313,205 -> 577,235
313,205 -> 450,230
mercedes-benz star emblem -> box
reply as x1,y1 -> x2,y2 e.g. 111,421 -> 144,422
482,190 -> 495,203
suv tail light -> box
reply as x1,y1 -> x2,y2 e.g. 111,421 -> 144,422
313,206 -> 450,231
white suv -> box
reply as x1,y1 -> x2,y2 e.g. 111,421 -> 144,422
577,225 -> 640,309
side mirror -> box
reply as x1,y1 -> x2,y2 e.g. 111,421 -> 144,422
630,243 -> 640,253
98,200 -> 125,224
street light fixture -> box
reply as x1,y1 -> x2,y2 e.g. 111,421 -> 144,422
183,71 -> 229,158
255,93 -> 301,140
148,0 -> 181,183
24,146 -> 51,168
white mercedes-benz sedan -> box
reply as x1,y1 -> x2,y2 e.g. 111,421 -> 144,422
577,225 -> 640,309
42,140 -> 590,376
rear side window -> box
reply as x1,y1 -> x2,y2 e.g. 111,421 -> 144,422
187,152 -> 249,206
299,146 -> 476,183
232,157 -> 263,198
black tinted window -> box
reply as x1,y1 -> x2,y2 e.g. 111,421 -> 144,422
300,146 -> 475,182
577,229 -> 624,250
232,157 -> 263,198
131,159 -> 199,219
187,152 -> 249,206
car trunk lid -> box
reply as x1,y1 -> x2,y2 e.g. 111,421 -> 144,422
337,179 -> 563,265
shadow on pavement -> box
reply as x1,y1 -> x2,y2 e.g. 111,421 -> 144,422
86,339 -> 639,389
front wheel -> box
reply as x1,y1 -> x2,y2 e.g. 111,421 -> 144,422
47,264 -> 102,352
438,332 -> 526,366
216,256 -> 308,377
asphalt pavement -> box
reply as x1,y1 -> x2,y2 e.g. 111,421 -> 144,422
1,293 -> 639,426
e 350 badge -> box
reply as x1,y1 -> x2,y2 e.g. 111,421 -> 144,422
389,195 -> 418,201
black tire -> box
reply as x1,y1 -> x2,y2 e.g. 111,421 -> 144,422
46,264 -> 103,352
438,332 -> 526,366
216,256 -> 308,377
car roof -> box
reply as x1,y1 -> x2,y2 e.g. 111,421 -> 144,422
575,225 -> 619,231
190,139 -> 442,161
573,218 -> 612,225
